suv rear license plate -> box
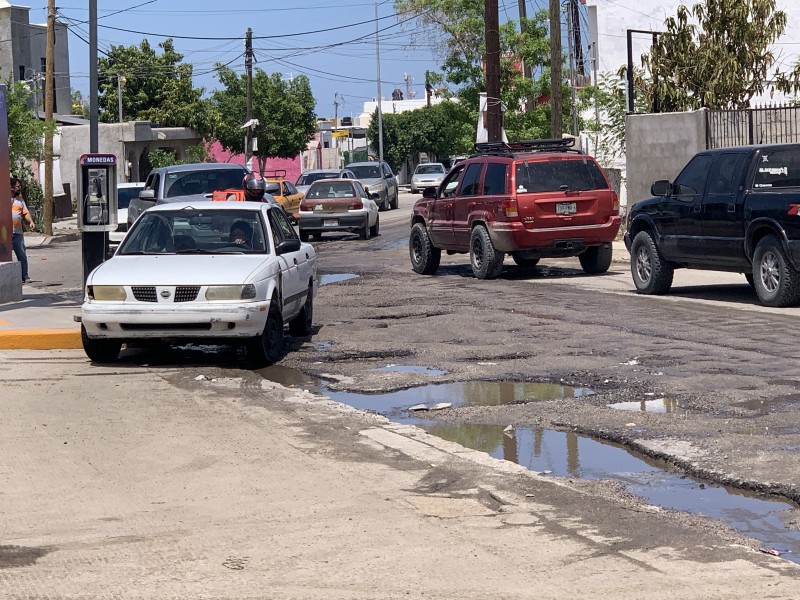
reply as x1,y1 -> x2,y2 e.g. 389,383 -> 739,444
556,202 -> 577,215
323,219 -> 338,227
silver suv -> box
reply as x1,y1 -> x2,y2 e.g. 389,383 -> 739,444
345,160 -> 399,211
127,163 -> 248,225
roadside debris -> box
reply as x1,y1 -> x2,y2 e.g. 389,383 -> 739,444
503,424 -> 514,437
758,547 -> 785,556
195,374 -> 209,381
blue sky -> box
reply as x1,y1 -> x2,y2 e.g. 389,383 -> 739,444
42,0 -> 448,119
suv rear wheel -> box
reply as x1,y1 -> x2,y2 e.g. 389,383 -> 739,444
579,244 -> 613,274
753,234 -> 800,307
409,222 -> 441,275
470,225 -> 504,279
631,231 -> 673,294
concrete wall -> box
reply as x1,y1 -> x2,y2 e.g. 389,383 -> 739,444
28,22 -> 70,115
58,122 -> 201,207
625,109 -> 707,205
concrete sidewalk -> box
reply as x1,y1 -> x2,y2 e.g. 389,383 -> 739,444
0,215 -> 83,350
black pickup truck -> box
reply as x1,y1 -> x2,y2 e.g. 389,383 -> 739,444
625,143 -> 800,307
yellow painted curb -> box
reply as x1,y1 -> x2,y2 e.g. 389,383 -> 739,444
0,329 -> 82,350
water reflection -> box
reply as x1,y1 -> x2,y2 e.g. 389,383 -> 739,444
318,273 -> 359,285
607,398 -> 682,413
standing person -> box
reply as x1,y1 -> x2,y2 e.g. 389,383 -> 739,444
11,176 -> 35,283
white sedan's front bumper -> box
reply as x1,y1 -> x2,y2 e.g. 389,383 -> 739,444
82,300 -> 270,340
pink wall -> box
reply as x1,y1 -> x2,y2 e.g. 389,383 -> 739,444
208,141 -> 301,183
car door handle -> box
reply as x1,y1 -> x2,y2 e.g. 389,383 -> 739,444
293,258 -> 298,265
727,203 -> 735,213
693,204 -> 701,213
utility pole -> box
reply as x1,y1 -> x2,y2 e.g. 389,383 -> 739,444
43,0 -> 55,236
117,74 -> 126,123
333,92 -> 340,129
565,0 -> 577,136
517,0 -> 535,112
244,27 -> 253,168
570,0 -> 584,77
374,1 -> 384,164
549,0 -> 563,138
484,0 -> 502,142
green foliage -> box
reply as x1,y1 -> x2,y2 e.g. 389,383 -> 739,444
5,79 -> 49,172
98,39 -> 211,133
71,89 -> 89,118
146,143 -> 214,169
209,67 -> 316,174
644,0 -> 800,110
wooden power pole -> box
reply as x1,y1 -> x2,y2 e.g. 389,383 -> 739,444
484,0 -> 502,142
43,0 -> 55,235
244,27 -> 253,168
549,0 -> 563,138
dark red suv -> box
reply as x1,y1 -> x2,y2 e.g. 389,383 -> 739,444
409,139 -> 621,279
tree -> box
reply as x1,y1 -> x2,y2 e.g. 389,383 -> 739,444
644,0 -> 800,110
209,67 -> 316,174
97,38 -> 211,133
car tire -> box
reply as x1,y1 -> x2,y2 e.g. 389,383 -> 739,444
409,222 -> 441,275
745,273 -> 755,288
299,230 -> 310,242
81,325 -> 122,363
511,253 -> 540,267
288,284 -> 314,337
752,234 -> 800,307
579,244 -> 613,274
370,214 -> 380,237
390,190 -> 399,210
359,219 -> 370,240
470,225 -> 504,279
248,301 -> 284,368
630,230 -> 673,295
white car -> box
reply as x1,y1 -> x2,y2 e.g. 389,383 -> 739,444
81,201 -> 316,367
109,182 -> 146,244
297,178 -> 379,241
410,162 -> 447,194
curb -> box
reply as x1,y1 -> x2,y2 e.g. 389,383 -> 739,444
0,328 -> 82,350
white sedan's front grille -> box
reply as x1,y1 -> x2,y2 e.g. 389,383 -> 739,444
130,286 -> 201,303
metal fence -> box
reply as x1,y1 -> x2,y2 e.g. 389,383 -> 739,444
706,104 -> 800,149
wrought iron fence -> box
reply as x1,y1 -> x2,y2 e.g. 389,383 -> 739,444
706,104 -> 800,149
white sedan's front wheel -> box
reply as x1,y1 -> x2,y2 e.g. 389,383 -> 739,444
248,301 -> 284,367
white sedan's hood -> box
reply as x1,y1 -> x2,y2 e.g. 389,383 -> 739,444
89,255 -> 270,286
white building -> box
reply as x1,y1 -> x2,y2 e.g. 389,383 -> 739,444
585,0 -> 800,104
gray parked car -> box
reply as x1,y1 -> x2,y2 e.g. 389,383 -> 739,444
345,160 -> 399,211
127,163 -> 249,225
295,168 -> 356,196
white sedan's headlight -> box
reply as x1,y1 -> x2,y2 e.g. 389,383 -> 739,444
88,285 -> 127,301
205,284 -> 257,301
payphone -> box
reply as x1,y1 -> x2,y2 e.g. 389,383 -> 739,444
77,153 -> 118,231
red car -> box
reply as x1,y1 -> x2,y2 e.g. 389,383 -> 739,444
409,139 -> 621,279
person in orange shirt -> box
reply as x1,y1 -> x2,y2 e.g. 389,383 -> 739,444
11,176 -> 35,283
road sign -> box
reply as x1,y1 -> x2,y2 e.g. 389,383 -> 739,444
332,130 -> 349,138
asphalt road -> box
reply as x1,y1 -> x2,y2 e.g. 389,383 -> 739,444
4,191 -> 800,596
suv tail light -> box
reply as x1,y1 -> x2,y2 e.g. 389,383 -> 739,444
612,192 -> 620,214
501,199 -> 519,220
349,201 -> 363,210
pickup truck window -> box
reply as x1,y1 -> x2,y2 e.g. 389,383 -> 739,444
673,154 -> 713,196
514,159 -> 607,193
753,149 -> 800,188
708,153 -> 745,195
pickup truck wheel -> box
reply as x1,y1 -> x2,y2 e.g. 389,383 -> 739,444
288,284 -> 314,337
81,325 -> 122,363
511,253 -> 539,267
631,231 -> 673,294
409,222 -> 441,275
470,225 -> 504,279
579,244 -> 613,274
248,301 -> 284,367
370,215 -> 380,237
753,235 -> 800,307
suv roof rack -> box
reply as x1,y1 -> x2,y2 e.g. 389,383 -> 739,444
473,138 -> 583,156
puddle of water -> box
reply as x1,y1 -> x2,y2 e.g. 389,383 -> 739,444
607,398 -> 683,413
374,365 -> 449,376
257,364 -> 320,389
318,273 -> 359,285
425,423 -> 800,562
733,394 -> 800,415
322,381 -> 594,415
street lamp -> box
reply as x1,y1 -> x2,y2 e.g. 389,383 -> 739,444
117,74 -> 126,123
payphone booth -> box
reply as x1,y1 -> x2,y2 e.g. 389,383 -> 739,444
77,153 -> 118,231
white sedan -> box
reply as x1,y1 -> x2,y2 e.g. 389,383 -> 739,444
297,178 -> 379,241
81,201 -> 316,367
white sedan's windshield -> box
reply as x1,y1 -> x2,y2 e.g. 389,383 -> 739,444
119,209 -> 268,255
415,164 -> 445,175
